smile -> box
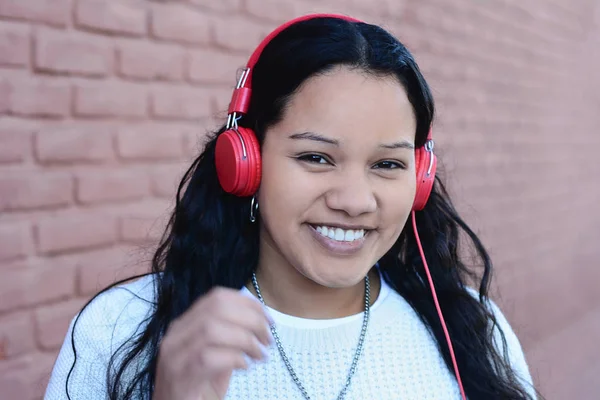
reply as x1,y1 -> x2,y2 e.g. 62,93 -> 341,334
314,225 -> 365,242
307,224 -> 371,255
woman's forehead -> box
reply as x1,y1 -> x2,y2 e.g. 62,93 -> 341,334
270,68 -> 417,145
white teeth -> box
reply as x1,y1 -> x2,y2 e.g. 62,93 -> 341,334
344,230 -> 355,241
314,225 -> 366,242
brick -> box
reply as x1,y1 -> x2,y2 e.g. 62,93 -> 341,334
150,87 -> 211,120
0,245 -> 132,298
0,78 -> 8,112
34,298 -> 85,350
74,82 -> 147,118
118,41 -> 185,81
182,128 -> 202,158
188,0 -> 243,12
0,22 -> 29,66
34,124 -> 114,164
150,164 -> 187,197
211,87 -> 234,115
116,125 -> 185,160
75,0 -> 147,36
187,49 -> 246,84
0,353 -> 56,400
285,3 -> 346,17
212,15 -> 268,52
75,169 -> 150,204
0,129 -> 31,164
8,78 -> 70,117
0,262 -> 75,312
0,221 -> 32,261
345,0 -> 406,17
0,356 -> 36,400
150,3 -> 211,45
244,0 -> 300,22
0,311 -> 35,358
33,353 -> 57,398
34,28 -> 113,77
76,245 -> 142,295
114,198 -> 172,219
36,213 -> 117,254
0,0 -> 69,26
0,171 -> 73,211
0,356 -> 31,399
119,215 -> 162,243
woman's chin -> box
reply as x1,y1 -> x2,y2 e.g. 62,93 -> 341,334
298,266 -> 373,289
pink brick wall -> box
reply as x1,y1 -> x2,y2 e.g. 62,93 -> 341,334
0,1 -> 599,399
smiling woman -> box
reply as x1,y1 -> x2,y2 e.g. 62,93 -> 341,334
44,14 -> 540,400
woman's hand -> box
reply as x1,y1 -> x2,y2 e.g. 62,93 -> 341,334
153,287 -> 273,400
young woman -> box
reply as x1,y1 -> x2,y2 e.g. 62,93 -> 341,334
44,14 -> 539,400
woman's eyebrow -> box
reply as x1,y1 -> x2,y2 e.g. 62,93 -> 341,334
289,131 -> 414,150
379,140 -> 414,150
288,131 -> 339,146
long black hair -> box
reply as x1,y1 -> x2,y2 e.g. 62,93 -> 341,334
66,17 -> 538,400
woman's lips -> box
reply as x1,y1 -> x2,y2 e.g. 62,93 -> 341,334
307,224 -> 369,255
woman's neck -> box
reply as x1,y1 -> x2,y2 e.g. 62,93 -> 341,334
247,248 -> 381,320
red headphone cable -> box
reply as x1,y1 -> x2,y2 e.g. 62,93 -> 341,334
412,211 -> 467,400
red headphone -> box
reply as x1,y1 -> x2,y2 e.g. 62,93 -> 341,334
214,13 -> 464,400
214,13 -> 436,211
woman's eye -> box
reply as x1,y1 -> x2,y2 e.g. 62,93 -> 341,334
298,154 -> 330,165
374,160 -> 405,170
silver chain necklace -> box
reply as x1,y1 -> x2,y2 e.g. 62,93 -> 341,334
251,272 -> 370,400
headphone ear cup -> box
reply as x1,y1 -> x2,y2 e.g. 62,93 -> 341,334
413,147 -> 437,211
238,127 -> 262,196
215,127 -> 262,197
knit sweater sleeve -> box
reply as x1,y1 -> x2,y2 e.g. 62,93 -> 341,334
488,297 -> 537,399
44,276 -> 155,400
466,288 -> 537,399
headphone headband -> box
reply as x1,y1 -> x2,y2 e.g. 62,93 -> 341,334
227,14 -> 362,118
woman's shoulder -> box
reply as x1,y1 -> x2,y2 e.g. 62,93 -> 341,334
464,286 -> 536,398
97,273 -> 157,312
44,274 -> 158,399
464,286 -> 526,357
464,286 -> 525,346
76,274 -> 157,351
79,274 -> 157,333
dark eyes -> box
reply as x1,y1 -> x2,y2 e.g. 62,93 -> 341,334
373,160 -> 404,170
297,154 -> 406,170
297,154 -> 330,164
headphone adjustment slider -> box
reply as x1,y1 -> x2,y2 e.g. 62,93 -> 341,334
425,139 -> 435,176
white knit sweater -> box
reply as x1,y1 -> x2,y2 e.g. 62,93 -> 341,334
44,272 -> 536,399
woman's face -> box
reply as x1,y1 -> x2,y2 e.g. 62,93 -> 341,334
257,66 -> 417,288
